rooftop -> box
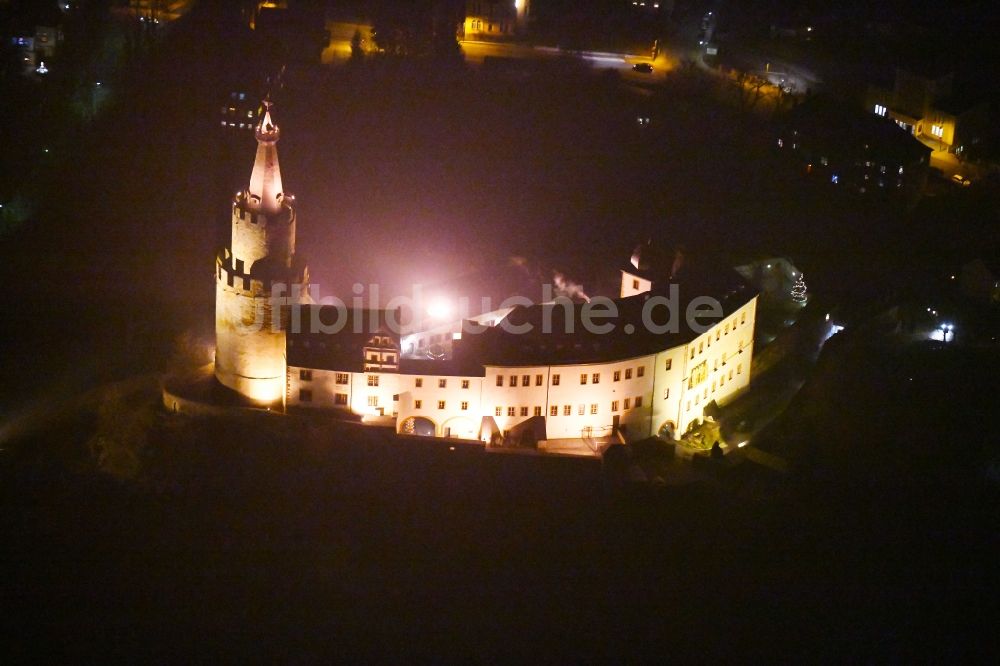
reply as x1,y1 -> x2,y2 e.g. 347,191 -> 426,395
466,270 -> 756,367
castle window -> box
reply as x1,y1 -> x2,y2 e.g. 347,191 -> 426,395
386,355 -> 396,364
590,404 -> 598,415
550,406 -> 559,416
580,374 -> 587,385
690,348 -> 695,359
612,400 -> 619,412
415,378 -> 423,388
335,393 -> 347,405
699,341 -> 703,354
741,312 -> 746,325
439,378 -> 447,389
614,370 -> 621,382
552,374 -> 560,386
299,369 -> 312,381
637,366 -> 645,378
624,398 -> 631,410
438,401 -> 446,410
461,401 -> 469,411
687,401 -> 691,411
665,358 -> 672,371
522,375 -> 530,387
509,375 -> 517,387
625,368 -> 632,380
336,373 -> 349,385
737,364 -> 743,374
535,374 -> 543,386
517,406 -> 525,417
633,279 -> 639,290
368,396 -> 379,407
415,400 -> 422,409
564,405 -> 571,416
534,406 -> 542,417
462,380 -> 470,389
496,406 -> 502,416
635,396 -> 643,408
508,407 -> 516,417
592,373 -> 600,384
299,389 -> 312,402
496,376 -> 504,387
578,404 -> 585,415
367,375 -> 379,387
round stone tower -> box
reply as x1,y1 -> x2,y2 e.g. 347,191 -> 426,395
214,100 -> 307,406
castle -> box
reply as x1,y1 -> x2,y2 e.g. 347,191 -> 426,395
173,101 -> 758,448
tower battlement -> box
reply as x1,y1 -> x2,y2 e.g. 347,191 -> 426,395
215,99 -> 307,407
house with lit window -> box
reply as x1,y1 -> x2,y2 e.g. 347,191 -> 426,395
220,91 -> 260,132
462,0 -> 527,39
866,68 -> 991,156
777,97 -> 930,197
8,6 -> 64,76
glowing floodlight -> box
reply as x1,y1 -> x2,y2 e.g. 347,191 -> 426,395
427,298 -> 453,321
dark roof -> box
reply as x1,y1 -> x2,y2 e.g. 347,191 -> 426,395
399,356 -> 485,378
623,240 -> 679,282
463,270 -> 757,366
287,307 -> 400,372
784,97 -> 931,162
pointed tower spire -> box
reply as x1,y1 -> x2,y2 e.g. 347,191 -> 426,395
247,97 -> 284,215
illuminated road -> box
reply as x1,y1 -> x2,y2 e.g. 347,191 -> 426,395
460,40 -> 673,81
321,27 -> 673,80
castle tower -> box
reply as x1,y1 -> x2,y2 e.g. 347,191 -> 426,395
214,99 -> 307,405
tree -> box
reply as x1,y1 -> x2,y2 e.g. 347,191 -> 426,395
370,0 -> 461,58
734,70 -> 768,112
350,28 -> 365,61
791,273 -> 808,303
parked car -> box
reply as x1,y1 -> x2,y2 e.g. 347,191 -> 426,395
632,63 -> 653,73
951,173 -> 971,186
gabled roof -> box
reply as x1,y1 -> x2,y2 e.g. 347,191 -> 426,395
287,307 -> 401,372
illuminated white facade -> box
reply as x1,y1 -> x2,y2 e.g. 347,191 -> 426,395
287,292 -> 757,444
